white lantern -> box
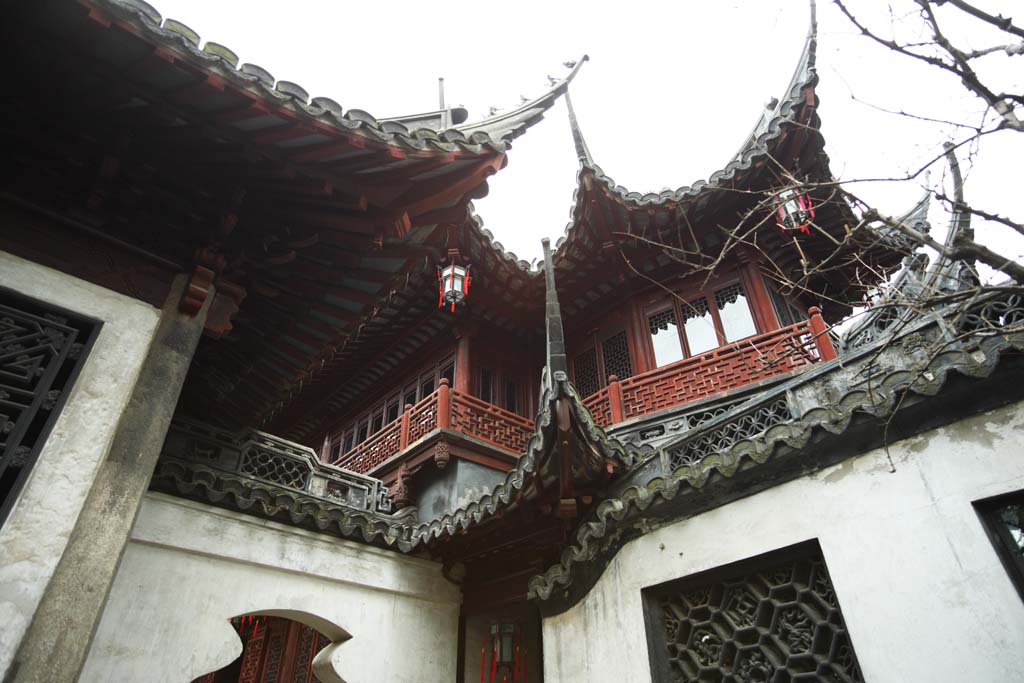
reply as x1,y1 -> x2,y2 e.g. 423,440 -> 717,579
773,187 -> 815,235
438,261 -> 470,312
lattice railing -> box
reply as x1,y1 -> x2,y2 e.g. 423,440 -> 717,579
582,385 -> 612,428
584,321 -> 820,427
328,385 -> 531,475
451,390 -> 534,454
333,419 -> 402,474
408,390 -> 439,443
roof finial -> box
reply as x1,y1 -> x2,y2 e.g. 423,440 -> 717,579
542,239 -> 567,376
564,89 -> 593,165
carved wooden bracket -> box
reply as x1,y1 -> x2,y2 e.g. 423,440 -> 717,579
203,279 -> 247,339
433,440 -> 450,469
180,264 -> 216,317
389,463 -> 414,510
180,246 -> 227,317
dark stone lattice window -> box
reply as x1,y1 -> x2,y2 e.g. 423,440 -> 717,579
1,288 -> 99,527
975,490 -> 1024,603
643,541 -> 864,683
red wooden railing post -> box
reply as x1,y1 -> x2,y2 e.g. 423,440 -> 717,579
438,378 -> 452,429
399,403 -> 412,451
607,375 -> 625,424
808,306 -> 838,361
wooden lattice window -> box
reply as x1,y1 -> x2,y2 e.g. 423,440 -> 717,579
573,347 -> 601,399
1,288 -> 99,528
645,282 -> 759,369
572,327 -> 634,399
643,541 -> 864,682
602,331 -> 633,381
326,353 -> 455,460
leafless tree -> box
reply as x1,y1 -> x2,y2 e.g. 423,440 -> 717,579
625,0 -> 1022,359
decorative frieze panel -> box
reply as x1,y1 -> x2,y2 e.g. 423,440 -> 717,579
667,397 -> 792,473
0,289 -> 97,526
159,419 -> 390,513
645,542 -> 864,683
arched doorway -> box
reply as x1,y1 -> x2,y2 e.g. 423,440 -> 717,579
192,614 -> 331,683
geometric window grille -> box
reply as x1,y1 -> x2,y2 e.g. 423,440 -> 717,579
681,296 -> 710,322
239,448 -> 310,490
714,283 -> 745,310
975,490 -> 1024,603
0,288 -> 98,529
649,309 -> 679,336
573,346 -> 600,399
643,541 -> 864,683
602,330 -> 633,382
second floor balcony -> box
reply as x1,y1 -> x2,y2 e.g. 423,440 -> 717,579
581,312 -> 836,428
330,379 -> 534,477
329,310 -> 836,484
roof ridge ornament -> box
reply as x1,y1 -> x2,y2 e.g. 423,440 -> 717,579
456,55 -> 589,143
542,238 -> 568,378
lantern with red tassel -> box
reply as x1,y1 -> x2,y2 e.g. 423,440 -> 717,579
438,258 -> 471,313
773,186 -> 815,235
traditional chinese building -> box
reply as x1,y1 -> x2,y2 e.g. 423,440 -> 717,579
2,1 -> 1024,682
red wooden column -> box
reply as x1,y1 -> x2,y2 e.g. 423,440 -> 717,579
808,306 -> 838,361
739,252 -> 782,331
455,327 -> 473,395
438,377 -> 452,429
399,403 -> 412,451
607,375 -> 625,424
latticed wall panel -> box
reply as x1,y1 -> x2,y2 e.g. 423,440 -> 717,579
601,331 -> 633,381
645,543 -> 864,683
573,347 -> 601,399
0,289 -> 96,526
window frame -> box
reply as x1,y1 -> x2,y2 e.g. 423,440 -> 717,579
975,489 -> 1024,603
326,352 -> 456,457
642,278 -> 760,370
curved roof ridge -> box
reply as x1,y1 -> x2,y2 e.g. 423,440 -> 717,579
98,0 -> 572,154
573,0 -> 818,207
456,56 -> 590,143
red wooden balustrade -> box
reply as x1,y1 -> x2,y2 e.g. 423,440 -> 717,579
332,379 -> 533,474
583,317 -> 829,428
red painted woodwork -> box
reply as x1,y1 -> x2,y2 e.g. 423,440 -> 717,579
438,378 -> 452,429
583,319 -> 820,427
194,617 -> 329,683
331,387 -> 533,475
808,306 -> 838,361
451,391 -> 534,454
408,391 -> 441,443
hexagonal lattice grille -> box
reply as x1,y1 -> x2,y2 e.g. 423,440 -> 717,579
647,544 -> 864,683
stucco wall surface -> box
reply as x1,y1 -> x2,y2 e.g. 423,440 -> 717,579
543,400 -> 1024,683
0,250 -> 160,676
82,493 -> 461,683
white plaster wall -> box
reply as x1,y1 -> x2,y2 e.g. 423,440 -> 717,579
0,250 -> 160,676
544,400 -> 1024,683
82,493 -> 461,683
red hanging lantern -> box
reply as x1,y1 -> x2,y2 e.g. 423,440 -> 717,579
773,186 -> 815,235
438,258 -> 471,313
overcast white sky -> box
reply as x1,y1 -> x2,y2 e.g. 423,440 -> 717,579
156,0 -> 1022,269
